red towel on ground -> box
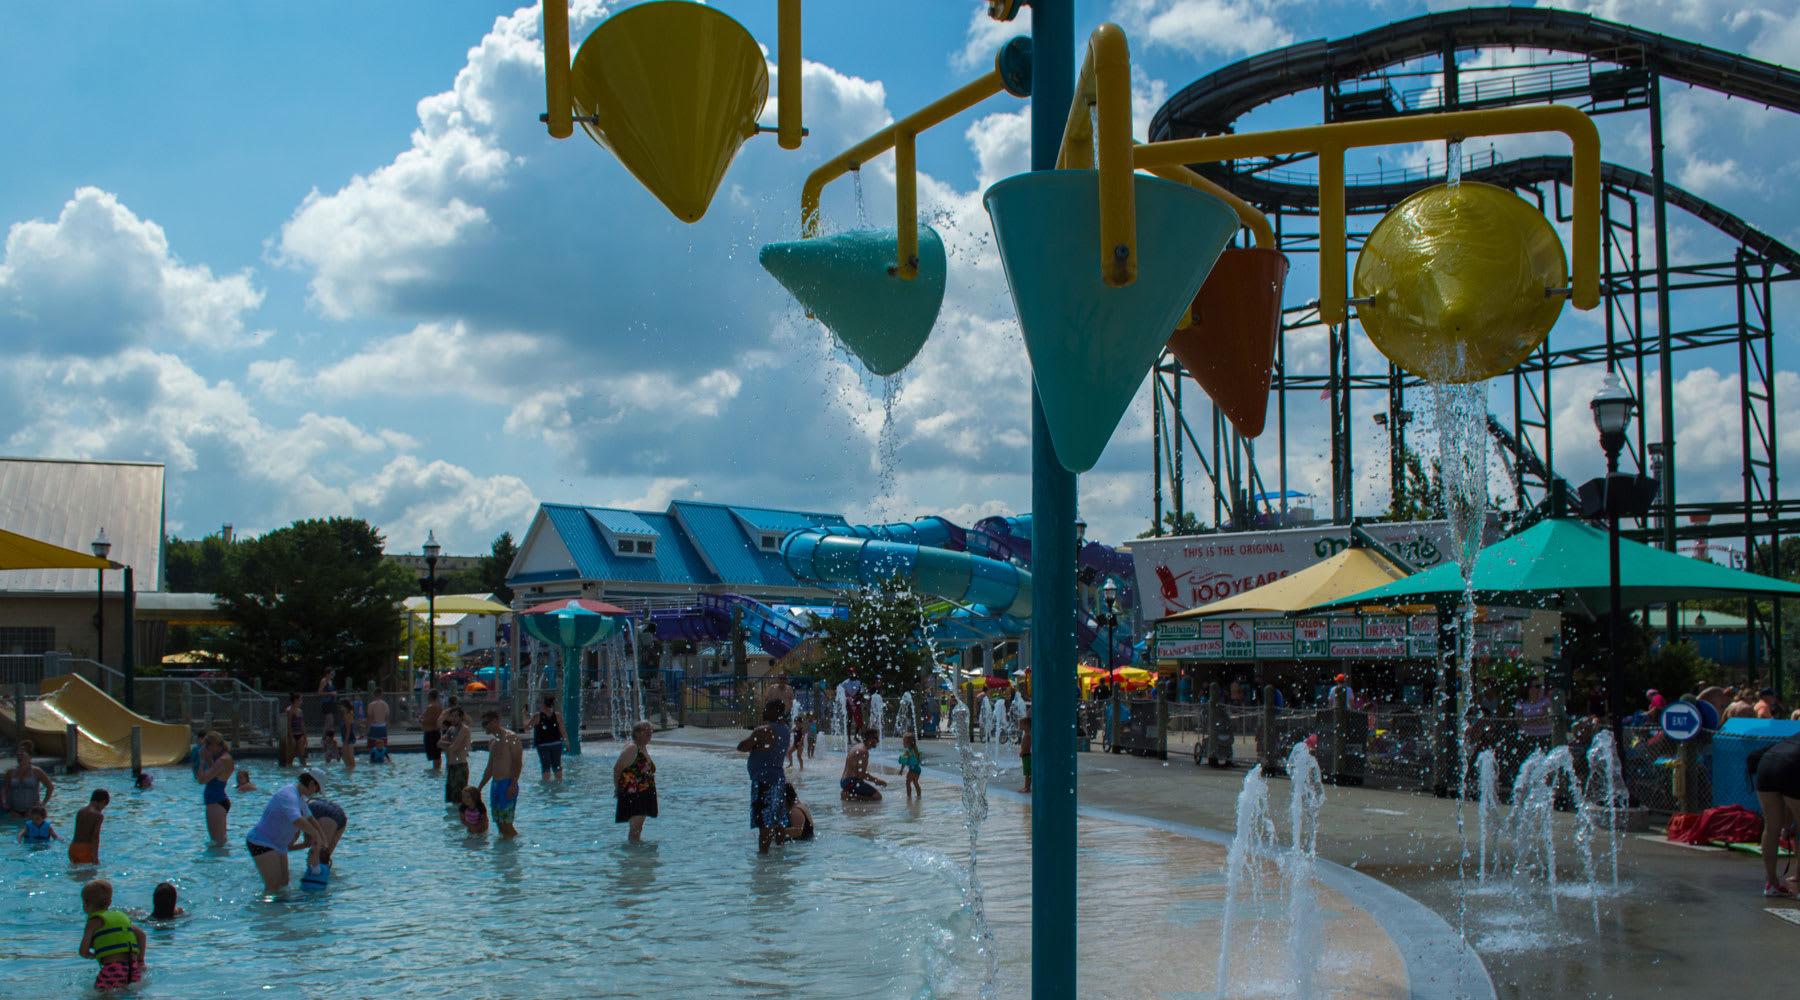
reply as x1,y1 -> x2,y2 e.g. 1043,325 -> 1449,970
1667,805 -> 1765,845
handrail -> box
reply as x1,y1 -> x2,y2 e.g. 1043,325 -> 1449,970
1133,104 -> 1601,325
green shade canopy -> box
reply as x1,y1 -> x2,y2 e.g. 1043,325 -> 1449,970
1316,518 -> 1800,616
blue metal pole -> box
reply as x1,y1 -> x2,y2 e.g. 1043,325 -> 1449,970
1029,2 -> 1076,997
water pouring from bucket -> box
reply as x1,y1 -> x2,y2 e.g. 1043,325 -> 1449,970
759,226 -> 948,376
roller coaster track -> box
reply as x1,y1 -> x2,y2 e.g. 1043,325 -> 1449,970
1147,7 -> 1800,266
1230,154 -> 1800,270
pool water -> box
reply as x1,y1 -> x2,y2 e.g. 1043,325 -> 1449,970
0,743 -> 1405,998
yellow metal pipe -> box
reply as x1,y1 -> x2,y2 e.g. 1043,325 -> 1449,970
777,0 -> 803,150
895,131 -> 919,279
1139,159 -> 1275,250
1057,24 -> 1134,285
542,0 -> 572,139
800,70 -> 1006,238
1134,105 -> 1602,323
1318,149 -> 1347,325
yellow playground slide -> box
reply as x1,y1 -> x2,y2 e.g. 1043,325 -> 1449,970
0,674 -> 191,769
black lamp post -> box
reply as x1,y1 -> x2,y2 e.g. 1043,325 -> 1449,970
1098,577 -> 1121,750
1591,370 -> 1636,747
1099,578 -> 1120,672
91,528 -> 110,665
423,530 -> 441,695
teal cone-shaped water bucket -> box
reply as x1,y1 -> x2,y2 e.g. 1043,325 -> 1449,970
983,170 -> 1239,472
759,226 -> 947,376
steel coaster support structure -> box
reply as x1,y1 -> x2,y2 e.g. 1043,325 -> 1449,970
1737,251 -> 1783,691
1143,11 -> 1800,695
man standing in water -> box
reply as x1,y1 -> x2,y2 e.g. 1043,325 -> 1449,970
840,728 -> 886,802
421,691 -> 444,772
443,707 -> 472,804
737,700 -> 790,854
476,711 -> 523,839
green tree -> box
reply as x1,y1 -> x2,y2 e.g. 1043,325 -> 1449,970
480,531 -> 519,603
212,518 -> 413,691
406,626 -> 461,676
1138,510 -> 1208,538
165,534 -> 233,593
808,577 -> 935,694
1378,448 -> 1445,522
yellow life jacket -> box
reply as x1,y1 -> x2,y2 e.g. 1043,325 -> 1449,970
90,909 -> 138,962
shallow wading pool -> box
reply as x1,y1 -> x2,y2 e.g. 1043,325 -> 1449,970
0,744 -> 1424,998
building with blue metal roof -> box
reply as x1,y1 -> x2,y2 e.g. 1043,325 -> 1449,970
506,499 -> 851,608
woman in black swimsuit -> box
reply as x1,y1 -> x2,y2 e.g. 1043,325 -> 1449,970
780,783 -> 814,843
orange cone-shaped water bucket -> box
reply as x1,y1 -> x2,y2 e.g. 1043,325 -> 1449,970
569,2 -> 768,223
1166,247 -> 1289,439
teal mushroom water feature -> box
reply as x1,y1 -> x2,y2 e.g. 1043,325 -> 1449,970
981,168 -> 1241,473
518,598 -> 626,754
758,224 -> 948,375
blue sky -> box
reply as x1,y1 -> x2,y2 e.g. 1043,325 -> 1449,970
2,1 -> 1796,557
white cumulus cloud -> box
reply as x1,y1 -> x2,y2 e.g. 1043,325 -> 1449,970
0,187 -> 265,354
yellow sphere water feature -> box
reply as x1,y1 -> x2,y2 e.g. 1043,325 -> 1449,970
1353,181 -> 1567,383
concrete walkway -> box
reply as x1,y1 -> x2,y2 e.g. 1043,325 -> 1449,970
662,725 -> 1798,999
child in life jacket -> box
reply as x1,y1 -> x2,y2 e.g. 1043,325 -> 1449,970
77,879 -> 147,991
16,804 -> 57,843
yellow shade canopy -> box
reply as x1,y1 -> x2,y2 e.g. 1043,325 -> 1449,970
0,527 -> 112,571
403,595 -> 512,615
569,1 -> 769,224
1161,547 -> 1408,620
1354,182 -> 1567,384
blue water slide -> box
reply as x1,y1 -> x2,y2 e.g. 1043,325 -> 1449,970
646,594 -> 808,658
781,529 -> 1033,620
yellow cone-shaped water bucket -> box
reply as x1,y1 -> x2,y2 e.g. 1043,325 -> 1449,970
570,1 -> 768,224
1354,182 -> 1567,383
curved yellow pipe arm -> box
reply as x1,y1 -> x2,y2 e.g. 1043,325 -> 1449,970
1057,24 -> 1135,286
543,1 -> 573,139
799,70 -> 1010,277
1134,105 -> 1601,325
1058,25 -> 1277,285
1138,156 -> 1275,250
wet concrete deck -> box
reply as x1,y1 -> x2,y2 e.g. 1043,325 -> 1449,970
663,725 -> 1799,999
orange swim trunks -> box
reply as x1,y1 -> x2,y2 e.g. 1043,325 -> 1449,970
68,842 -> 98,864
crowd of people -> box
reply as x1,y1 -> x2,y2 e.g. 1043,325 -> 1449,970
6,668 -> 942,990
1,679 -> 579,990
